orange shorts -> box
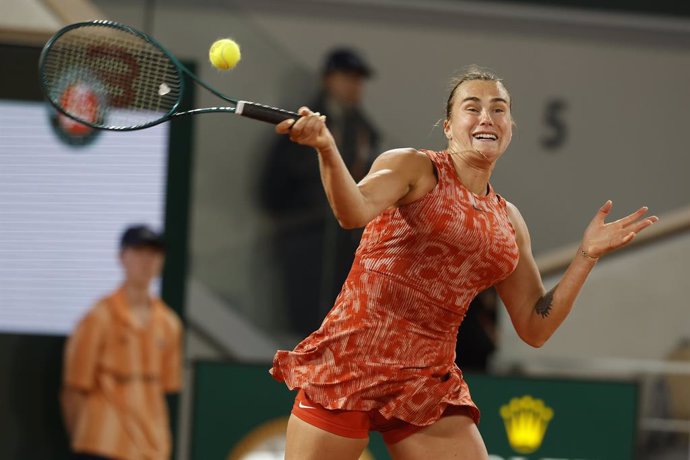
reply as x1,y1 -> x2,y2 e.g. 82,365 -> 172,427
291,389 -> 476,445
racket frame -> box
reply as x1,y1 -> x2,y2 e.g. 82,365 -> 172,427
39,20 -> 296,131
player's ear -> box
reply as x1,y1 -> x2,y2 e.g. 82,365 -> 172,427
443,118 -> 452,140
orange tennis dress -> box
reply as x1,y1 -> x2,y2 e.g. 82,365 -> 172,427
270,149 -> 520,426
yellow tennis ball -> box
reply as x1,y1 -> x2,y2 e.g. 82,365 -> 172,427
209,38 -> 241,70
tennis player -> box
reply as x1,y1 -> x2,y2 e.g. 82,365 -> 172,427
270,66 -> 658,460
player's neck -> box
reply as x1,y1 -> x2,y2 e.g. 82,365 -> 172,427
449,153 -> 494,196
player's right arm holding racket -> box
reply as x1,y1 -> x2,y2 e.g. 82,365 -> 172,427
276,107 -> 437,229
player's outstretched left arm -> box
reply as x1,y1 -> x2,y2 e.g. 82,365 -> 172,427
496,200 -> 658,347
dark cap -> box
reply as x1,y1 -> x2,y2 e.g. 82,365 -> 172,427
322,48 -> 373,78
120,224 -> 165,251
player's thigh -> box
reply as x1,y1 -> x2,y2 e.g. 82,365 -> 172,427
285,414 -> 369,460
386,414 -> 488,460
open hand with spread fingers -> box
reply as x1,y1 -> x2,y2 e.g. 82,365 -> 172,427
275,106 -> 334,152
579,200 -> 659,260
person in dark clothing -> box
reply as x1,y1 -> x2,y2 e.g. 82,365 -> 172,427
259,48 -> 379,335
455,288 -> 498,372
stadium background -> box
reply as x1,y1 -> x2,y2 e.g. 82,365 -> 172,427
1,0 -> 689,458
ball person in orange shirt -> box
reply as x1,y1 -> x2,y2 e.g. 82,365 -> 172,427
269,66 -> 658,460
61,225 -> 183,460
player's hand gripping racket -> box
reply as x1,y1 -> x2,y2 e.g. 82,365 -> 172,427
39,20 -> 300,131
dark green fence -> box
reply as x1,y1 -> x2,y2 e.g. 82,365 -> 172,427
191,360 -> 638,460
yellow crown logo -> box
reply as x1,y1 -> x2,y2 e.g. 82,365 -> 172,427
500,395 -> 554,454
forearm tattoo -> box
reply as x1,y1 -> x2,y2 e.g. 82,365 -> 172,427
534,285 -> 558,318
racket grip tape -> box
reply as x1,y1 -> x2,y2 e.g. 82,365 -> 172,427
236,101 -> 300,125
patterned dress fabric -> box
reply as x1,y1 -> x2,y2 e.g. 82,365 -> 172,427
271,149 -> 520,426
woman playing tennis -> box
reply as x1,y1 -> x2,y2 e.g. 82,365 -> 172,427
270,66 -> 657,460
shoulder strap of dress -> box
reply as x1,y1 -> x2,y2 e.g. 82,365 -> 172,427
419,149 -> 451,181
419,148 -> 440,163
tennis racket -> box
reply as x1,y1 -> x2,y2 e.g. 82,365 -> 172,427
38,20 -> 300,131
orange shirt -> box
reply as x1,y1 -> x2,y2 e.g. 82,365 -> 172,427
62,286 -> 182,460
271,149 -> 519,426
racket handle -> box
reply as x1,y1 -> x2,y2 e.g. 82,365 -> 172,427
236,101 -> 300,125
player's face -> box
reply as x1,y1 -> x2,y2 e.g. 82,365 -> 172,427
323,71 -> 366,107
444,80 -> 513,163
120,246 -> 164,287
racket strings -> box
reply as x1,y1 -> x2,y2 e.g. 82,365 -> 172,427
42,25 -> 182,129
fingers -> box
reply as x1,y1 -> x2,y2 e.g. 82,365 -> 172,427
275,106 -> 312,134
298,106 -> 314,116
594,202 -> 659,233
628,215 -> 659,234
611,204 -> 659,236
622,232 -> 636,245
582,202 -> 659,259
289,112 -> 324,139
590,200 -> 612,225
612,215 -> 658,252
275,118 -> 295,134
274,107 -> 326,136
593,200 -> 613,223
617,206 -> 649,227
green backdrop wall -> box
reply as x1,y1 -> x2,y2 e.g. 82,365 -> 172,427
191,360 -> 638,460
